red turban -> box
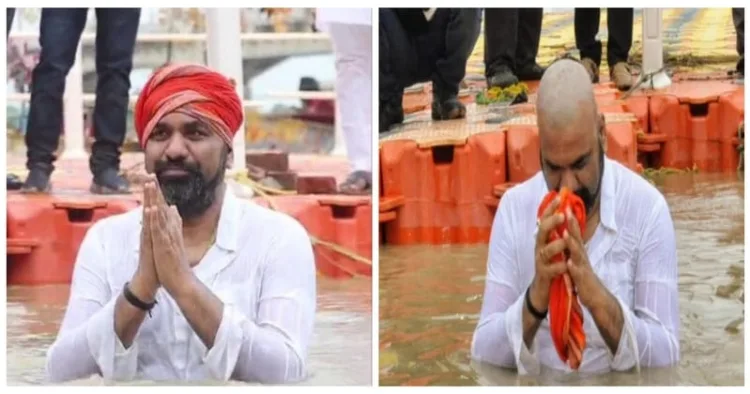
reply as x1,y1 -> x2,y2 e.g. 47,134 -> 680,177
134,63 -> 244,148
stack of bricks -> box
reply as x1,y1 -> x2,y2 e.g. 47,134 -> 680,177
246,151 -> 338,195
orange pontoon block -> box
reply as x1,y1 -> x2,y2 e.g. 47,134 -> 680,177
649,81 -> 742,172
380,131 -> 506,245
7,194 -> 139,286
253,195 -> 372,279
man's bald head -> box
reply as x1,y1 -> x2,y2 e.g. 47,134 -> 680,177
535,59 -> 606,216
536,59 -> 599,136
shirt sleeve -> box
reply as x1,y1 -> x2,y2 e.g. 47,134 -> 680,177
471,194 -> 540,375
609,197 -> 680,370
202,218 -> 316,383
45,223 -> 140,382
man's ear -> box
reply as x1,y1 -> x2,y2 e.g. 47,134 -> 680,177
226,148 -> 234,169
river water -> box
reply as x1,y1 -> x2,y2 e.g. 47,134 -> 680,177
379,172 -> 744,386
6,276 -> 372,386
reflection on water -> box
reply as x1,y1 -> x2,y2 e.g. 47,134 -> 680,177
379,172 -> 744,386
6,277 -> 372,386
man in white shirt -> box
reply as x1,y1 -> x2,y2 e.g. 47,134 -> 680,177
315,8 -> 372,195
471,59 -> 680,375
46,63 -> 316,383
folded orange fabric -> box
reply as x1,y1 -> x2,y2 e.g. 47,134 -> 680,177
536,187 -> 587,370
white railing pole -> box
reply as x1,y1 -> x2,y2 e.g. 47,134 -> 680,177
206,8 -> 246,170
641,8 -> 671,89
62,42 -> 86,158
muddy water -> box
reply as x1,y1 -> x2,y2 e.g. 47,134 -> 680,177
380,173 -> 744,386
6,277 -> 372,386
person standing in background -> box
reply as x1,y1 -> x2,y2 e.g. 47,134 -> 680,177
379,8 -> 481,133
22,8 -> 141,194
484,8 -> 545,89
7,8 -> 15,36
574,8 -> 634,91
732,8 -> 744,78
315,8 -> 372,194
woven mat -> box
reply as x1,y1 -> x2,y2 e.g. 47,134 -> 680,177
379,119 -> 505,148
379,110 -> 638,148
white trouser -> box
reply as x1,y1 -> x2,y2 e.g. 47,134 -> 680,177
328,23 -> 372,173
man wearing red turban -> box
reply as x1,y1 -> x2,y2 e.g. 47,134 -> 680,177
46,63 -> 317,384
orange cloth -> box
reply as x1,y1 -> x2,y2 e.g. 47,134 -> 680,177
536,187 -> 587,370
134,63 -> 243,148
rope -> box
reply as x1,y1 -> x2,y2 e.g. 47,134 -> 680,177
230,171 -> 373,271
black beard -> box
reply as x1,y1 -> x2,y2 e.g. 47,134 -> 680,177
154,152 -> 227,220
574,143 -> 605,216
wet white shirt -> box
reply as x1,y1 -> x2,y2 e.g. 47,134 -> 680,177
46,191 -> 316,383
471,158 -> 680,375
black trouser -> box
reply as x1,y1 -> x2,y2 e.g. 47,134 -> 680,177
379,8 -> 481,104
484,8 -> 543,77
574,8 -> 633,68
733,8 -> 744,72
7,8 -> 15,37
26,8 -> 140,175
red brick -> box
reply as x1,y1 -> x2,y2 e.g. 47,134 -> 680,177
268,171 -> 298,190
246,151 -> 289,172
296,175 -> 337,194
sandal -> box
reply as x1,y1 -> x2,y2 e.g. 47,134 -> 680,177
338,170 -> 371,195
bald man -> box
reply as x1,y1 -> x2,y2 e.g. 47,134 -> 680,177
471,59 -> 679,375
46,64 -> 316,383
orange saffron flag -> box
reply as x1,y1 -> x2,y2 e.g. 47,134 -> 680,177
536,187 -> 587,370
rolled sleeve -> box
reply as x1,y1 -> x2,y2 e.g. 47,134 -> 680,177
85,296 -> 139,380
203,304 -> 247,381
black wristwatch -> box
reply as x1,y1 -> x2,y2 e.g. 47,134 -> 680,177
123,282 -> 157,317
525,286 -> 548,320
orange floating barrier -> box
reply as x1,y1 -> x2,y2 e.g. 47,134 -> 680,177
7,195 -> 139,286
506,125 -> 541,183
537,187 -> 587,370
648,81 -> 741,172
380,130 -> 506,245
253,194 -> 372,279
605,120 -> 639,171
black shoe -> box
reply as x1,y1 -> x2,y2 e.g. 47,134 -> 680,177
487,65 -> 519,89
516,63 -> 546,81
7,174 -> 23,191
91,168 -> 131,195
21,168 -> 52,194
431,96 -> 466,121
379,99 -> 404,133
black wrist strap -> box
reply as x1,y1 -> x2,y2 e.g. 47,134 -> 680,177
525,286 -> 547,320
123,282 -> 157,317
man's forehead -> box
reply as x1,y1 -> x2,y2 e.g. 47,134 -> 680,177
155,113 -> 203,127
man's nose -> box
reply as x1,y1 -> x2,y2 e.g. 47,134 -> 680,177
559,169 -> 579,191
163,133 -> 189,160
